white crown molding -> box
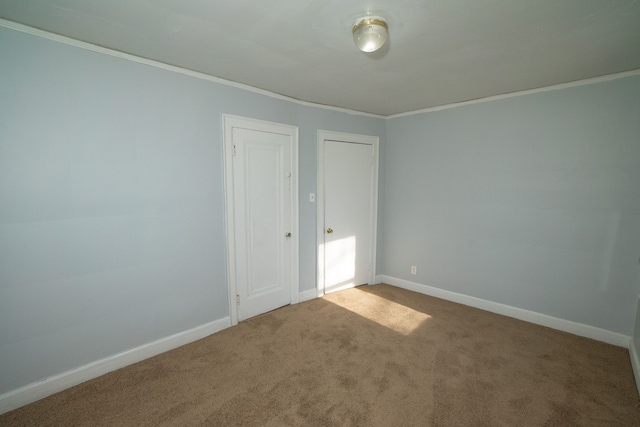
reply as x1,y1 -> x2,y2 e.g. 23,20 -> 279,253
0,317 -> 230,415
0,18 -> 384,119
381,275 -> 631,348
388,69 -> 640,119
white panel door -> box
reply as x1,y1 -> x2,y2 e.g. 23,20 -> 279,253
322,139 -> 376,294
227,120 -> 298,322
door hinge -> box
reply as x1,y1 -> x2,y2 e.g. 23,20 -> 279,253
236,294 -> 240,304
232,145 -> 237,156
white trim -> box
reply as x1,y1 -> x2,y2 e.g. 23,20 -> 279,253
631,294 -> 640,396
380,276 -> 631,348
223,115 -> 239,327
388,69 -> 640,119
631,340 -> 640,397
316,131 -> 325,297
0,18 -> 383,119
223,114 -> 300,325
298,288 -> 318,303
0,318 -> 230,415
317,131 -> 379,297
290,133 -> 300,307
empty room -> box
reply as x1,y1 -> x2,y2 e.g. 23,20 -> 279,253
1,1 -> 640,425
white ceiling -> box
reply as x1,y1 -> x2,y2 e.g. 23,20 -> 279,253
1,0 -> 639,116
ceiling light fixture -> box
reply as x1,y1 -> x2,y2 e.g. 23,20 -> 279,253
352,16 -> 388,53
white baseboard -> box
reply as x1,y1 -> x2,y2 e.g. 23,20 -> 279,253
381,276 -> 630,348
298,288 -> 318,303
0,317 -> 231,415
631,340 -> 640,397
374,275 -> 384,285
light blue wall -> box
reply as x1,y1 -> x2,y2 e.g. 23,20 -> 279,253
0,27 -> 385,394
384,76 -> 640,335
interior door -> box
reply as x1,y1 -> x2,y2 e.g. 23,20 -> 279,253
321,136 -> 377,294
225,116 -> 298,322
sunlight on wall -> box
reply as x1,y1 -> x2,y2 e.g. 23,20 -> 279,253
325,288 -> 431,336
324,236 -> 356,289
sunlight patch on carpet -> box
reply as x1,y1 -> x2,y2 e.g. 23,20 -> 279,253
325,289 -> 431,335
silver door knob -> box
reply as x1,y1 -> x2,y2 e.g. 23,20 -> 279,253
285,232 -> 292,238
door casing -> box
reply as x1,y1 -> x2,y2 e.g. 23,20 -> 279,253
317,130 -> 379,297
223,114 -> 299,326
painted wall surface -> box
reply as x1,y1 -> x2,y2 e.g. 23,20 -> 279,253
384,76 -> 640,335
0,26 -> 385,394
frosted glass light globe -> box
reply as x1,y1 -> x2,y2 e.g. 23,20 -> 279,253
352,17 -> 388,53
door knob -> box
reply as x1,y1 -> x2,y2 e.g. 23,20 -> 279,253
285,232 -> 292,238
326,228 -> 333,234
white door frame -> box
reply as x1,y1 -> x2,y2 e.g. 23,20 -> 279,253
317,130 -> 379,297
223,114 -> 299,326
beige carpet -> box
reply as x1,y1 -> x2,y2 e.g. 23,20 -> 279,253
2,284 -> 639,426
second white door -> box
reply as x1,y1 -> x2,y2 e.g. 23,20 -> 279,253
318,131 -> 379,295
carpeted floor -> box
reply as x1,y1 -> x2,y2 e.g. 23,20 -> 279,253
2,284 -> 639,426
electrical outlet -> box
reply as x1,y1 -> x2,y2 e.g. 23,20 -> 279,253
411,266 -> 417,275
